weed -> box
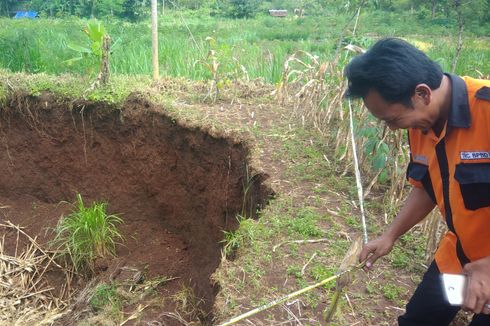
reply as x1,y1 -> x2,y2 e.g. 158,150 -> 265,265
288,218 -> 323,238
389,247 -> 410,269
365,281 -> 377,295
222,229 -> 242,257
310,264 -> 337,290
89,282 -> 123,314
382,283 -> 405,302
345,214 -> 361,229
286,265 -> 303,279
286,207 -> 324,238
51,194 -> 123,272
221,216 -> 256,257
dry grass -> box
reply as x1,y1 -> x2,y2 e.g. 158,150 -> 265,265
274,51 -> 345,134
0,220 -> 73,325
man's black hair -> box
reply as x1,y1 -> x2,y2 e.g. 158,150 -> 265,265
344,38 -> 443,105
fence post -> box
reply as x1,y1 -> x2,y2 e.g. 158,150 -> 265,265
151,0 -> 159,80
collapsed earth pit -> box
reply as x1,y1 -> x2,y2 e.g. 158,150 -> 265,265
0,93 -> 272,324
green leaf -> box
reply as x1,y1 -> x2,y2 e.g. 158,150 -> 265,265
364,139 -> 377,154
86,20 -> 105,43
378,142 -> 389,154
63,57 -> 84,65
91,43 -> 102,57
67,43 -> 92,54
373,153 -> 387,170
379,170 -> 389,183
111,37 -> 121,51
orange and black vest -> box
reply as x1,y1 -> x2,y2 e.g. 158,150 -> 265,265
407,74 -> 490,274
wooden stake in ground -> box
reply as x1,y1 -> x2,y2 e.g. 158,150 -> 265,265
151,0 -> 159,80
99,35 -> 111,86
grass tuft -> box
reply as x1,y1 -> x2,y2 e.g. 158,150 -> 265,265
52,193 -> 123,272
89,282 -> 123,313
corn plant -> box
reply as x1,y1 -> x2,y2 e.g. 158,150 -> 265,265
274,49 -> 341,145
51,194 -> 123,273
194,36 -> 249,102
194,37 -> 221,102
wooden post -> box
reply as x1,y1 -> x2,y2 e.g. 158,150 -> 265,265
151,0 -> 159,80
100,35 -> 111,85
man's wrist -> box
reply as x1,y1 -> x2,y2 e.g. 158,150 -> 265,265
382,230 -> 399,244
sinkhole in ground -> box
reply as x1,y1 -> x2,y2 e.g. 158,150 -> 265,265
0,92 -> 272,324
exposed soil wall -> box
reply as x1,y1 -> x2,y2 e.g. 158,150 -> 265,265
0,92 -> 272,324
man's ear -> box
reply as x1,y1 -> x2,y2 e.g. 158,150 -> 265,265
414,84 -> 432,105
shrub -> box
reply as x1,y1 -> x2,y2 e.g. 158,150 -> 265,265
52,194 -> 123,272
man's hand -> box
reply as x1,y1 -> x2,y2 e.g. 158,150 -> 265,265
359,234 -> 396,270
462,256 -> 490,315
357,187 -> 435,271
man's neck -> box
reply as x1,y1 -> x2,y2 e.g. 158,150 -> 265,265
432,75 -> 452,137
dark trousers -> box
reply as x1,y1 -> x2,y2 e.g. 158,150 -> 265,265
398,261 -> 490,325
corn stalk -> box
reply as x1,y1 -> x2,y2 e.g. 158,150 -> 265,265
276,46 -> 411,218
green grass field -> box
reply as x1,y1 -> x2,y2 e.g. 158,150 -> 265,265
1,9 -> 489,83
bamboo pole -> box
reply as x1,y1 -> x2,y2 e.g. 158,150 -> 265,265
218,260 -> 366,326
218,274 -> 342,326
348,100 -> 368,244
151,0 -> 159,80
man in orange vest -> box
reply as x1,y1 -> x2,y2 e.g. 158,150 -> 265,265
345,38 -> 490,325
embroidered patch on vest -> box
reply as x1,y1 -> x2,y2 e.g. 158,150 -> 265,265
461,151 -> 490,160
476,87 -> 490,101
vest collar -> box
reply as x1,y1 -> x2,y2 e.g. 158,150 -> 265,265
446,73 -> 471,129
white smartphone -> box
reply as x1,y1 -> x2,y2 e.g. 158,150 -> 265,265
441,273 -> 466,305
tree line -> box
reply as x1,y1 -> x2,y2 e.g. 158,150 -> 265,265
0,0 -> 488,23
0,0 -> 147,20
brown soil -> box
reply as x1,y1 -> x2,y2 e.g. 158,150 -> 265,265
0,92 -> 273,324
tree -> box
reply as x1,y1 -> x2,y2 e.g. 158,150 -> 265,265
122,0 -> 149,21
450,0 -> 487,71
430,0 -> 438,18
168,0 -> 211,9
27,0 -> 147,19
370,0 -> 394,10
0,0 -> 20,16
223,0 -> 262,18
